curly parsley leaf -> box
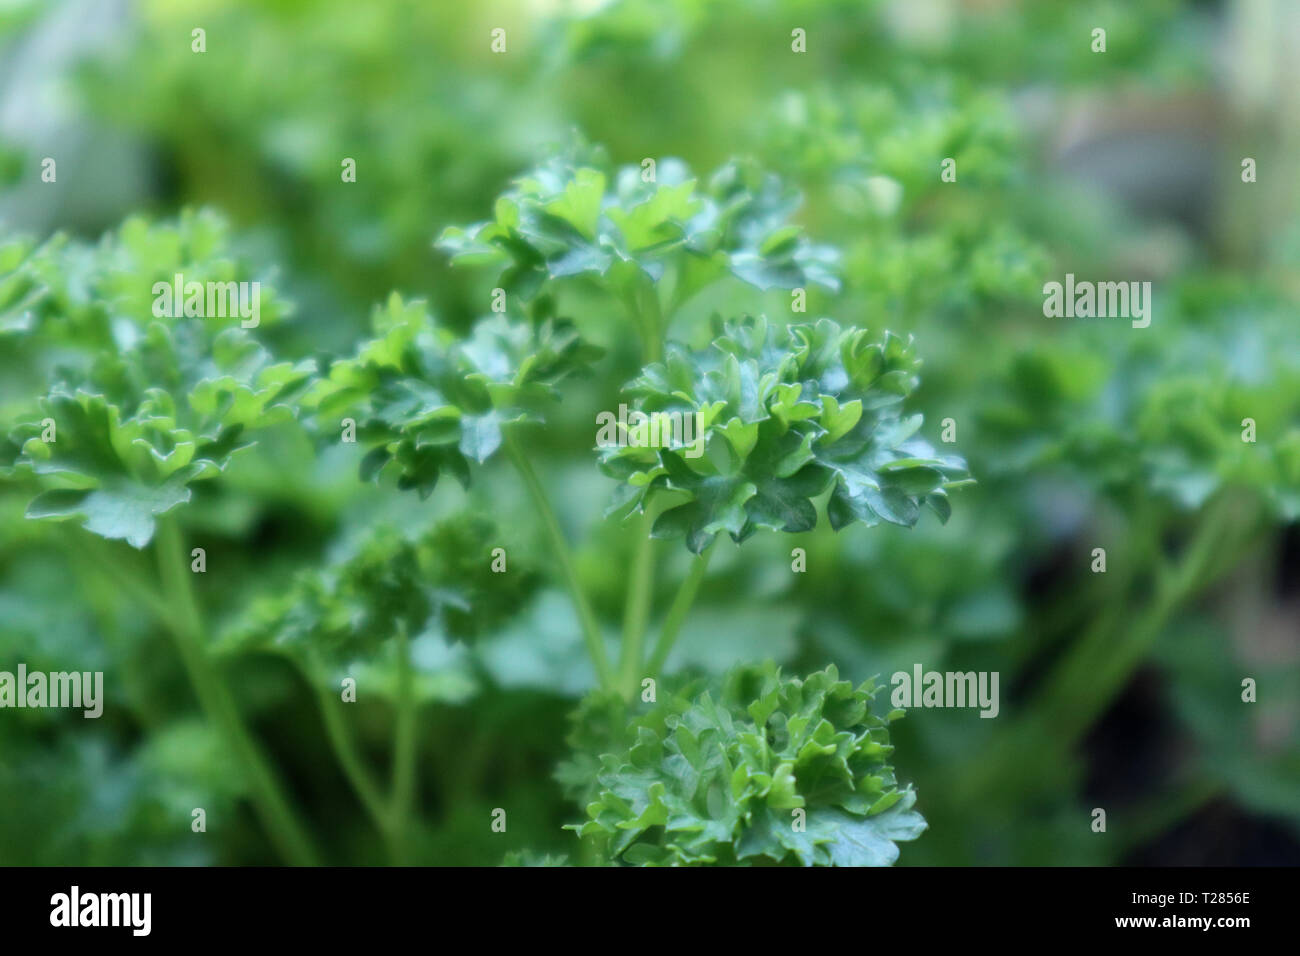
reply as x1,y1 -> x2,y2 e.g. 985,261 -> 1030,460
568,662 -> 925,866
980,315 -> 1300,519
1,214 -> 311,548
437,153 -> 838,303
600,314 -> 970,553
225,516 -> 536,677
302,293 -> 602,497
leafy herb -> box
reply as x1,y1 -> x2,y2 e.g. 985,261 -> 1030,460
601,314 -> 970,552
438,154 -> 838,303
569,663 -> 925,866
2,213 -> 310,547
301,293 -> 601,497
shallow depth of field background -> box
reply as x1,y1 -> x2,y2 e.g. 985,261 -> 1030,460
1,0 -> 1297,865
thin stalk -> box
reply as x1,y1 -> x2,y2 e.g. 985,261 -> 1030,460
389,622 -> 418,864
1050,496 -> 1241,741
620,288 -> 653,350
646,543 -> 715,679
638,279 -> 665,348
504,429 -> 613,690
606,276 -> 670,700
620,276 -> 665,362
958,497 -> 1251,803
68,543 -> 164,729
618,511 -> 656,700
300,654 -> 389,835
154,517 -> 321,866
75,531 -> 177,631
614,278 -> 666,698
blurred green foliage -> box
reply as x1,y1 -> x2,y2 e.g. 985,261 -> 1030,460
0,0 -> 1296,865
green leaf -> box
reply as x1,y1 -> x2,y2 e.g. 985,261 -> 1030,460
816,791 -> 928,867
542,168 -> 606,239
437,151 -> 839,314
0,213 -> 309,547
223,515 -> 538,689
302,299 -> 601,495
567,663 -> 925,866
602,315 -> 971,550
29,478 -> 191,549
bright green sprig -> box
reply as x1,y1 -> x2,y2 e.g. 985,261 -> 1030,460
1,213 -> 311,548
980,329 -> 1300,519
437,152 -> 839,309
301,293 -> 602,497
569,662 -> 926,866
600,314 -> 971,553
225,516 -> 537,664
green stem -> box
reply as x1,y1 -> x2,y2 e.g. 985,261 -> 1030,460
958,496 -> 1252,803
504,429 -> 613,690
154,517 -> 321,866
67,542 -> 164,729
618,511 -> 656,700
646,543 -> 715,679
638,279 -> 665,348
389,622 -> 417,864
75,531 -> 178,631
620,276 -> 665,362
610,279 -> 669,699
299,654 -> 389,837
1049,496 -> 1241,741
1092,509 -> 1250,716
620,288 -> 652,348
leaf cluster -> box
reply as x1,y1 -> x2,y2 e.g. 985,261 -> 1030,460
1,213 -> 310,547
601,314 -> 969,552
569,662 -> 925,866
301,293 -> 602,497
226,516 -> 537,668
437,153 -> 839,307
